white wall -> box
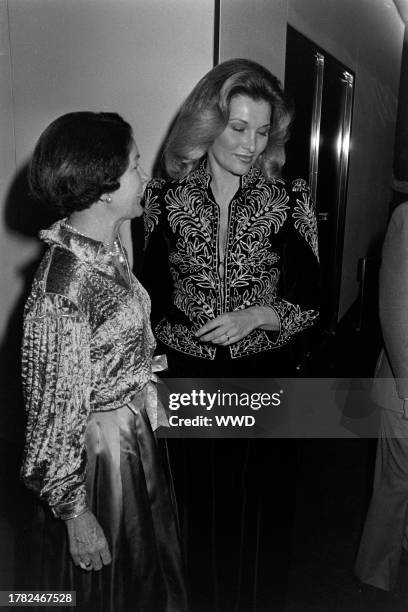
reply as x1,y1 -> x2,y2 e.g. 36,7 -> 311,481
8,0 -> 214,181
219,0 -> 288,82
219,0 -> 404,320
0,0 -> 214,439
0,0 -> 28,346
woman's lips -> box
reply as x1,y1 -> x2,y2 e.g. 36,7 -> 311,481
235,154 -> 253,163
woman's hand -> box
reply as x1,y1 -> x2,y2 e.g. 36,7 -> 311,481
195,306 -> 279,345
64,510 -> 112,571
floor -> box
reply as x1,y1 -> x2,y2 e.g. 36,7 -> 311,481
284,305 -> 403,612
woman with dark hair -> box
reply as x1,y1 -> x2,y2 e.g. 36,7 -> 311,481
21,112 -> 186,611
142,59 -> 320,611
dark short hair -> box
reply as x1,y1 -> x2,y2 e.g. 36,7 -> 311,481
164,58 -> 292,180
29,112 -> 133,216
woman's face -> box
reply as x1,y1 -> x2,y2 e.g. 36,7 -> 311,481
208,94 -> 271,178
110,141 -> 148,219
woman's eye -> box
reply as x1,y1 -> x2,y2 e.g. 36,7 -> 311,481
258,132 -> 268,138
232,126 -> 245,132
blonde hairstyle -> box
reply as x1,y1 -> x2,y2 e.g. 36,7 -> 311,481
164,58 -> 293,180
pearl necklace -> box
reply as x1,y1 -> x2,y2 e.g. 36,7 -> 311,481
63,221 -> 125,262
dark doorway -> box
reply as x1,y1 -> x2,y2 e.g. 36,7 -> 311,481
284,26 -> 355,333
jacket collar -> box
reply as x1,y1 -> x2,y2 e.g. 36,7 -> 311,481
188,158 -> 262,191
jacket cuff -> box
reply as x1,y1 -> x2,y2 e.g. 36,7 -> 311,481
249,302 -> 282,344
267,301 -> 288,344
264,305 -> 281,342
51,498 -> 88,520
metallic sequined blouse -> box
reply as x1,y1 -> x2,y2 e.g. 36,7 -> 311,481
20,221 -> 156,519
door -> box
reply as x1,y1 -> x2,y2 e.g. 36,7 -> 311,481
284,26 -> 354,333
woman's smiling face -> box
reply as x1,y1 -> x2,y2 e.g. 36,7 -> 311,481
208,94 -> 271,178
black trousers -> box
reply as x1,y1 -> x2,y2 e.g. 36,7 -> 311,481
160,344 -> 298,612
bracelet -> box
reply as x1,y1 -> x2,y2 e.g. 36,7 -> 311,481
58,507 -> 89,521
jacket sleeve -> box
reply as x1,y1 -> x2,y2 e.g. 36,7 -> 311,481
21,292 -> 92,519
269,179 -> 320,345
139,179 -> 174,327
379,202 -> 408,399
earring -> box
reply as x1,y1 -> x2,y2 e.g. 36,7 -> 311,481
106,195 -> 112,203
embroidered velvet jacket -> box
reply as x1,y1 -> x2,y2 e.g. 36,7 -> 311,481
143,162 -> 320,360
21,221 -> 156,519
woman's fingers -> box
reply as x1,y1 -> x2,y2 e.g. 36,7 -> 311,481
66,510 -> 112,572
100,546 -> 112,566
77,544 -> 111,571
196,310 -> 259,344
195,318 -> 223,339
79,539 -> 111,571
195,315 -> 232,342
77,549 -> 111,572
195,319 -> 235,343
78,559 -> 93,571
199,328 -> 229,343
212,332 -> 232,344
91,553 -> 103,571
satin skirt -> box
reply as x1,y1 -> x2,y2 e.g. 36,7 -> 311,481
21,394 -> 187,611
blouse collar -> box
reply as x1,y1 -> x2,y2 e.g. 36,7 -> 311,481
39,219 -> 115,265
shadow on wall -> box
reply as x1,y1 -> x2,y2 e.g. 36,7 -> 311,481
0,162 -> 59,590
131,115 -> 171,278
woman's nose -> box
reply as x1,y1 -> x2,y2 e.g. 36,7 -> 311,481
243,133 -> 256,152
139,166 -> 149,186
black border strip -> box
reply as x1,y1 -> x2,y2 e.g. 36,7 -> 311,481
213,0 -> 220,66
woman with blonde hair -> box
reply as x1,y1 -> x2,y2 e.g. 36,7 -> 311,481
142,58 -> 320,610
143,58 -> 319,377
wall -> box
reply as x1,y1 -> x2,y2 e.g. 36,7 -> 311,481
0,0 -> 19,587
219,0 -> 404,320
218,0 -> 287,82
2,0 -> 402,392
8,0 -> 214,176
0,0 -> 214,441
